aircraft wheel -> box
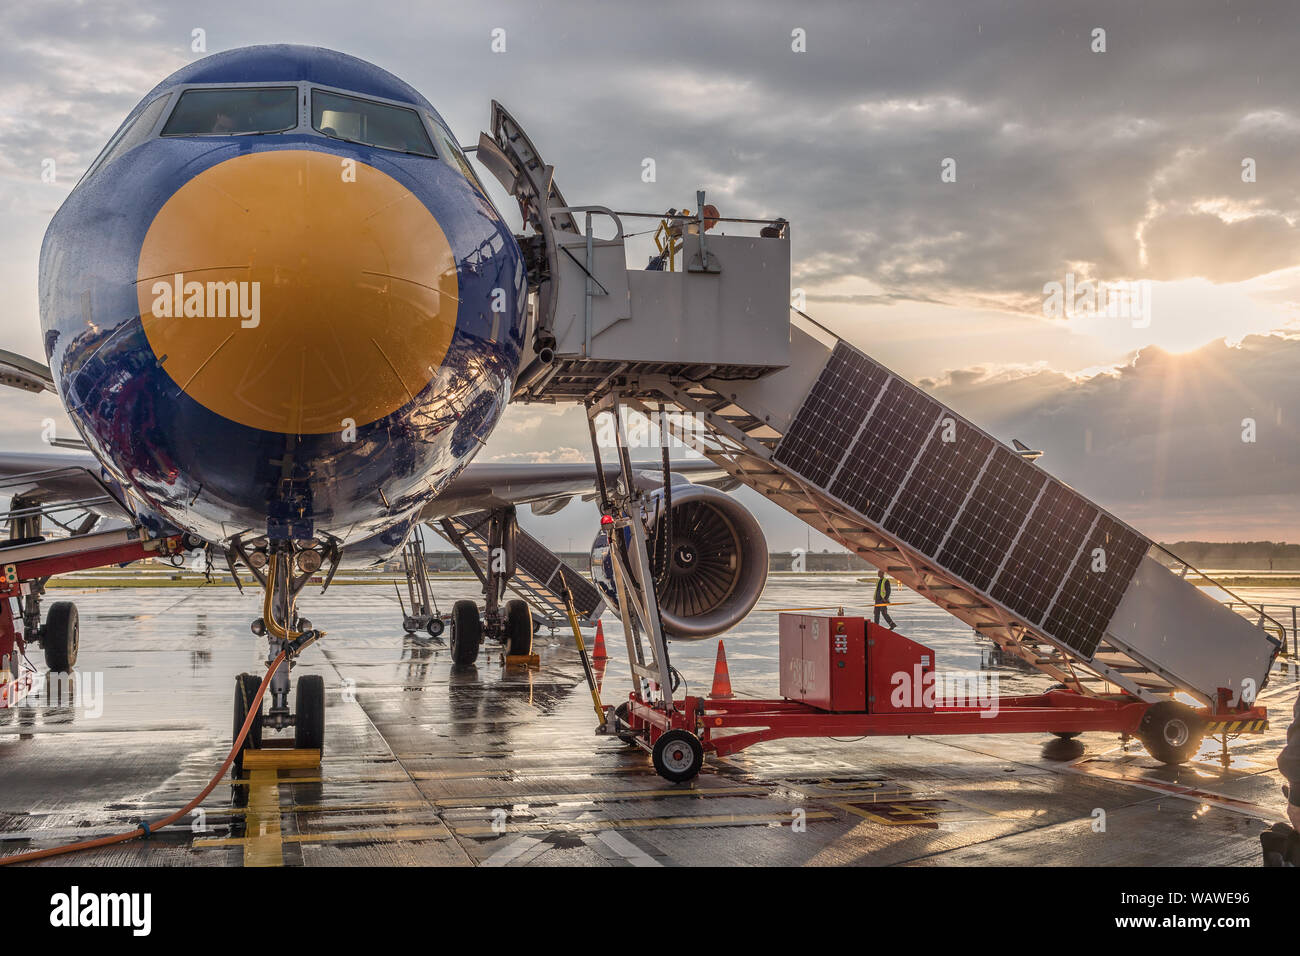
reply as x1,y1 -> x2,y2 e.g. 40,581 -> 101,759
503,599 -> 533,656
1137,700 -> 1204,765
232,674 -> 264,775
450,600 -> 481,665
295,675 -> 325,753
42,601 -> 79,671
427,618 -> 445,638
652,729 -> 704,783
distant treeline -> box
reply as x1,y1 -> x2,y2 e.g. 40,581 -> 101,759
1157,541 -> 1300,570
392,550 -> 864,573
396,543 -> 1300,574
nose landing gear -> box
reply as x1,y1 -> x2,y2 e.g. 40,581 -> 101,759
227,536 -> 334,773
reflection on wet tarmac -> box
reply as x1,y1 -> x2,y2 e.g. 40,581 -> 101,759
0,575 -> 1293,866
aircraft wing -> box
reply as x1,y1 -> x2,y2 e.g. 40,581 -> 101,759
0,450 -> 132,519
0,349 -> 55,395
422,458 -> 734,520
342,458 -> 733,567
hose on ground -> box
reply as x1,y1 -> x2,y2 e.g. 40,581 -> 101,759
0,649 -> 288,866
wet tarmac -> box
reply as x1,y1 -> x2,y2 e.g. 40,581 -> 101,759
0,573 -> 1295,866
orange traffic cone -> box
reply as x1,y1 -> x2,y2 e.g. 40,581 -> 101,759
592,619 -> 608,660
710,641 -> 734,699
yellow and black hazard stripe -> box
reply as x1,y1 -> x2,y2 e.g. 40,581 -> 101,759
1204,718 -> 1269,734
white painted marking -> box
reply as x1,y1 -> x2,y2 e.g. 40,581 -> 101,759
596,829 -> 663,867
482,834 -> 544,867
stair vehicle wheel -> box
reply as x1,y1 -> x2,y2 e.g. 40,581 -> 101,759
503,599 -> 533,656
294,674 -> 325,752
1137,700 -> 1204,765
450,600 -> 481,665
614,702 -> 638,745
427,617 -> 445,638
232,673 -> 264,775
1044,683 -> 1080,739
652,729 -> 704,783
43,601 -> 79,671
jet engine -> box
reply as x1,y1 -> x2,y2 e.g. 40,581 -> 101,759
590,482 -> 768,639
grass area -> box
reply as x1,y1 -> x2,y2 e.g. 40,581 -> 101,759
1209,576 -> 1300,588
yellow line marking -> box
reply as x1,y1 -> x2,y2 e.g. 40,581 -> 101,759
197,826 -> 450,849
833,799 -> 955,826
243,769 -> 284,867
410,765 -> 654,781
241,748 -> 321,770
229,776 -> 323,787
392,748 -> 629,760
431,785 -> 768,808
451,810 -> 834,837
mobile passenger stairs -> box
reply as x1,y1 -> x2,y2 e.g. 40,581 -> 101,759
479,102 -> 1284,781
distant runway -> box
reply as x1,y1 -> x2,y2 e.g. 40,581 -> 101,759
0,575 -> 1294,866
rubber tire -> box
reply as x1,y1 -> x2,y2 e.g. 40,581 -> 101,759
295,674 -> 325,753
232,673 -> 264,775
42,601 -> 79,671
1043,683 -> 1081,739
503,599 -> 533,656
614,702 -> 637,745
1137,700 -> 1204,765
450,600 -> 481,665
652,729 -> 704,783
427,618 -> 445,638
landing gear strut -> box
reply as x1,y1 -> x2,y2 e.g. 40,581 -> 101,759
226,535 -> 335,770
439,507 -> 534,662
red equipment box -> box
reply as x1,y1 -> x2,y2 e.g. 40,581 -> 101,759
779,613 -> 866,711
866,622 -> 935,715
779,613 -> 936,714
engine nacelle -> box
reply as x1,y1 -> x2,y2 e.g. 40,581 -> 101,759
590,483 -> 768,639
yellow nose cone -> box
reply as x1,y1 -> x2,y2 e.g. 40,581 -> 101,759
136,149 -> 459,435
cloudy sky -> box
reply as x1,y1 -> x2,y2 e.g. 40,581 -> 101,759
1,0 -> 1297,549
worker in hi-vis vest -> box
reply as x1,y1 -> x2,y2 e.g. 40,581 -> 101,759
874,569 -> 896,629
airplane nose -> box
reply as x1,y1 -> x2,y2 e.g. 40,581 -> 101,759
135,149 -> 460,435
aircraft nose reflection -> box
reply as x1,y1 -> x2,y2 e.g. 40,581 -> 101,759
135,149 -> 461,436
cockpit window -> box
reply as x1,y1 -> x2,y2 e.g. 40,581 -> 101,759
311,89 -> 435,157
161,87 -> 298,136
80,93 -> 171,184
426,116 -> 485,191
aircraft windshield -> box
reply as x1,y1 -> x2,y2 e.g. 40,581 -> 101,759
311,89 -> 435,157
162,87 -> 298,136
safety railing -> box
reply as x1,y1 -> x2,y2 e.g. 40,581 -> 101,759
1152,544 -> 1289,651
1222,600 -> 1299,659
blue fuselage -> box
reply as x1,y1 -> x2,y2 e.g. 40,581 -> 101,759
39,46 -> 526,550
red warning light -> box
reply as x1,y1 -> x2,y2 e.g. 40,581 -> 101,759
600,514 -> 614,525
